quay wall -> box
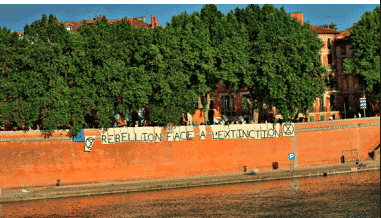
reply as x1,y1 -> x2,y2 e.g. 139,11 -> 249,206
0,117 -> 379,189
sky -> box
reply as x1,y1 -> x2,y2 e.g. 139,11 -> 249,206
0,3 -> 380,33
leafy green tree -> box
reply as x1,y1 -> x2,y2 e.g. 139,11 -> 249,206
67,15 -> 158,131
0,27 -> 33,130
229,4 -> 328,121
198,4 -> 251,123
0,14 -> 80,134
319,22 -> 338,30
145,11 -> 217,126
343,6 -> 380,101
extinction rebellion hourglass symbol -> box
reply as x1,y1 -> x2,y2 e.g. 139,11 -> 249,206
85,137 -> 95,152
284,121 -> 294,136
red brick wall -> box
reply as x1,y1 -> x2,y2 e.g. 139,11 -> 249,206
0,118 -> 379,190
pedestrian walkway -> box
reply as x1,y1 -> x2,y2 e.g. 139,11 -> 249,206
1,160 -> 379,203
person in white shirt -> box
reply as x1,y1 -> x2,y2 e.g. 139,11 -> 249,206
358,112 -> 361,118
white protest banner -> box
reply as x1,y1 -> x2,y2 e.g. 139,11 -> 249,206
154,127 -> 162,142
127,127 -> 134,142
211,125 -> 224,140
199,125 -> 207,140
172,126 -> 181,142
267,123 -> 274,138
120,127 -> 129,142
179,126 -> 187,141
101,128 -> 109,144
252,124 -> 260,139
186,125 -> 194,140
274,123 -> 281,138
229,124 -> 241,139
224,125 -> 233,139
145,126 -> 155,142
97,123 -> 288,145
107,128 -> 115,144
113,128 -> 122,143
238,124 -> 249,139
267,123 -> 281,138
134,127 -> 145,142
166,126 -> 174,142
259,124 -> 268,139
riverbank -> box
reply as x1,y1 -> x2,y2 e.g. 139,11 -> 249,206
1,160 -> 379,203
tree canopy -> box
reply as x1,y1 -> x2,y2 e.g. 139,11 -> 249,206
1,5 -> 335,135
343,6 -> 380,100
1,13 -> 78,134
225,4 -> 328,121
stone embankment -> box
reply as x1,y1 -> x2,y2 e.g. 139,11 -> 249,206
1,160 -> 379,203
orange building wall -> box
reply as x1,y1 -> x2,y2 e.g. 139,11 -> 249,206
0,118 -> 379,190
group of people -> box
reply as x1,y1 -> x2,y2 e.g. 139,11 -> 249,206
344,107 -> 363,119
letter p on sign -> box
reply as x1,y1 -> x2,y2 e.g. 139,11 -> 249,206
288,152 -> 295,161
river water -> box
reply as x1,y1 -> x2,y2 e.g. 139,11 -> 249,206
1,170 -> 379,217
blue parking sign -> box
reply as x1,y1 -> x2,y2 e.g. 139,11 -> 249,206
288,152 -> 296,160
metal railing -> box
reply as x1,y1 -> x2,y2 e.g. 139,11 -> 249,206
319,107 -> 328,112
329,106 -> 339,111
307,107 -> 317,113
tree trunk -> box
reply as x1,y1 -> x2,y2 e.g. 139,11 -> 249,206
197,93 -> 211,125
197,95 -> 203,124
204,93 -> 211,124
198,95 -> 203,109
293,109 -> 300,121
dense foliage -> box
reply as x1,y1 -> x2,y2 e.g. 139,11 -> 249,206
343,6 -> 380,100
1,4 -> 341,136
226,4 -> 328,121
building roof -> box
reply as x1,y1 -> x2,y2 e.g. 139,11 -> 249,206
59,15 -> 158,33
336,30 -> 351,40
309,25 -> 340,34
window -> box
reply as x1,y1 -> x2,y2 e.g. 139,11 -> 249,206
330,94 -> 336,110
337,59 -> 341,73
222,94 -> 234,116
327,38 -> 332,50
328,53 -> 333,65
328,53 -> 334,71
320,96 -> 324,108
341,46 -> 346,55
